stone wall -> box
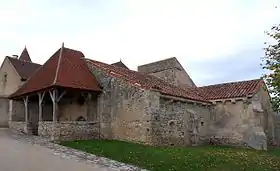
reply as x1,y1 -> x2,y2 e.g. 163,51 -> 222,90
98,79 -> 154,144
138,57 -> 181,74
209,92 -> 269,150
0,97 -> 9,127
186,103 -> 211,143
151,97 -> 188,146
58,97 -> 98,121
42,103 -> 53,121
38,121 -> 100,141
59,100 -> 87,121
137,57 -> 196,88
256,85 -> 276,145
0,58 -> 24,97
151,97 -> 211,146
274,113 -> 280,146
9,121 -> 26,133
209,100 -> 248,146
38,121 -> 55,138
10,100 -> 25,122
87,62 -> 158,144
87,60 -> 212,146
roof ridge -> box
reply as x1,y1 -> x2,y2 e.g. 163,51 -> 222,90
138,57 -> 177,67
199,78 -> 262,88
197,78 -> 264,100
85,58 -> 210,103
7,56 -> 41,65
6,56 -> 41,80
53,43 -> 64,85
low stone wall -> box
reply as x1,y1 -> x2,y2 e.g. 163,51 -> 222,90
38,121 -> 54,138
9,121 -> 26,133
39,121 -> 100,141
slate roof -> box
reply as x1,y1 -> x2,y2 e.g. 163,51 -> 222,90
198,79 -> 264,100
18,47 -> 32,62
11,46 -> 101,98
86,58 -> 209,103
7,57 -> 41,79
111,61 -> 129,69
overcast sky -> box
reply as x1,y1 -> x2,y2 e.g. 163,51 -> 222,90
0,0 -> 279,86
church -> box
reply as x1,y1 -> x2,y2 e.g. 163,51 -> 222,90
0,44 -> 275,150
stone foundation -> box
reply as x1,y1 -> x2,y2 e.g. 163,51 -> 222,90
38,121 -> 100,141
9,121 -> 26,134
38,121 -> 54,138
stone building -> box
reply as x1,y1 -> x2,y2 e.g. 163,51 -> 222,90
0,44 -> 275,150
0,48 -> 40,127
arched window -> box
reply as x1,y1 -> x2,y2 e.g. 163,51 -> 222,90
76,116 -> 86,121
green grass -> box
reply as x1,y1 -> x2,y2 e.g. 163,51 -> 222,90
61,140 -> 280,171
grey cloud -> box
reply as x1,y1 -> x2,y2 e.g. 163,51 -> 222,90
185,47 -> 264,86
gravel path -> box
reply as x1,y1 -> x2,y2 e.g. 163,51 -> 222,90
0,128 -> 117,171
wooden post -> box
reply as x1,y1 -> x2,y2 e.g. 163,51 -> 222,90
82,92 -> 93,121
49,90 -> 57,122
87,93 -> 92,121
38,92 -> 45,122
49,89 -> 66,122
49,89 -> 66,141
23,96 -> 29,123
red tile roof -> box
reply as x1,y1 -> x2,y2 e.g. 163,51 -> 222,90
198,79 -> 264,100
86,59 -> 209,103
11,46 -> 101,98
19,47 -> 32,62
8,57 -> 41,79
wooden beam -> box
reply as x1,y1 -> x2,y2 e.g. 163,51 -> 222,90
49,89 -> 57,122
49,89 -> 67,122
49,89 -> 56,102
57,90 -> 66,103
38,92 -> 45,122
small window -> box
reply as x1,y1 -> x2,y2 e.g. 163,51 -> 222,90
201,121 -> 204,126
2,73 -> 7,83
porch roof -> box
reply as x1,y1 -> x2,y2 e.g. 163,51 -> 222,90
10,45 -> 102,98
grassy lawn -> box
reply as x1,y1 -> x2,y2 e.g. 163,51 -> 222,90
61,140 -> 280,171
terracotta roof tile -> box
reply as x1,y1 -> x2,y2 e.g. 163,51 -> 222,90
8,57 -> 41,79
11,47 -> 101,98
197,79 -> 263,100
86,59 -> 209,103
19,47 -> 32,62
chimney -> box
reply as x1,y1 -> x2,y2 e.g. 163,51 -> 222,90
12,55 -> 18,59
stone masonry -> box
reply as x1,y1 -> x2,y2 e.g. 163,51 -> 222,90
3,47 -> 276,151
38,121 -> 100,141
88,65 -> 155,144
138,57 -> 196,88
87,62 -> 211,146
208,87 -> 272,150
